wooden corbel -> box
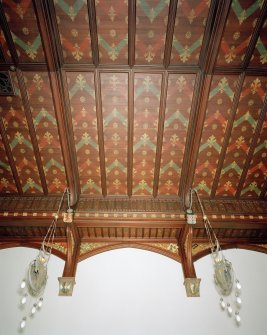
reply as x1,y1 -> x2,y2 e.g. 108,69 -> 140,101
178,223 -> 201,297
58,211 -> 80,296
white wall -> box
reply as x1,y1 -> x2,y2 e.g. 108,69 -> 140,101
0,246 -> 267,335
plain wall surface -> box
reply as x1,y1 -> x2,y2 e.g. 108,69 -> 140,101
0,246 -> 267,335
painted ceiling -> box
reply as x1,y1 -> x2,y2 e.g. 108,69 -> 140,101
0,0 -> 266,202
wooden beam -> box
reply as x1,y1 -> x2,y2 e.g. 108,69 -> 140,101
34,0 -> 80,206
178,225 -> 196,278
211,72 -> 245,197
16,69 -> 48,195
153,71 -> 168,197
163,0 -> 178,68
87,0 -> 99,66
127,70 -> 134,196
128,0 -> 136,68
242,1 -> 267,69
236,93 -> 267,197
0,117 -> 23,194
94,70 -> 107,196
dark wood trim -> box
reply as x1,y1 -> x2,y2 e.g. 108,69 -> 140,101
211,72 -> 246,197
128,0 -> 136,68
0,3 -> 19,65
63,222 -> 80,277
34,0 -> 80,206
87,0 -> 99,66
127,70 -> 134,196
179,72 -> 212,207
199,0 -> 232,74
178,225 -> 197,278
0,117 -> 23,194
94,70 -> 107,196
163,0 -> 178,68
236,93 -> 267,197
260,179 -> 267,198
16,69 -> 48,194
242,0 -> 267,69
153,71 -> 168,197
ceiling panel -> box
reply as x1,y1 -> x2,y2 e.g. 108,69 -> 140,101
171,0 -> 210,65
23,71 -> 66,193
0,72 -> 43,194
133,73 -> 162,195
66,71 -> 102,195
96,0 -> 128,64
158,73 -> 195,195
216,76 -> 267,196
216,0 -> 264,66
53,0 -> 92,63
135,0 -> 169,64
101,72 -> 128,195
2,0 -> 45,63
193,75 -> 238,196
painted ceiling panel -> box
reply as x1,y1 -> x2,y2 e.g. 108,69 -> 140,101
0,73 -> 43,194
241,118 -> 267,197
66,72 -> 102,195
0,134 -> 17,193
216,76 -> 267,196
133,73 -> 162,195
54,0 -> 92,63
96,0 -> 128,64
194,75 -> 238,196
216,0 -> 264,66
171,0 -> 210,65
135,0 -> 169,64
2,0 -> 45,63
100,72 -> 128,195
158,73 -> 195,195
23,72 -> 66,193
250,18 -> 267,67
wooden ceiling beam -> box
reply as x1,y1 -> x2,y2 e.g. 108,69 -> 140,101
0,118 -> 23,194
242,0 -> 267,69
153,71 -> 168,197
16,69 -> 48,195
236,92 -> 267,197
128,0 -> 136,68
127,70 -> 134,196
94,70 -> 107,196
87,0 -> 99,66
211,72 -> 245,197
163,0 -> 178,68
34,0 -> 80,206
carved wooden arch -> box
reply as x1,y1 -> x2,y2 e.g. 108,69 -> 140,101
193,243 -> 267,262
78,243 -> 181,263
0,242 -> 67,261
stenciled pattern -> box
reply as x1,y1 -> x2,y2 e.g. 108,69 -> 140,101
135,0 -> 169,64
133,73 -> 162,195
217,0 -> 264,66
158,74 -> 195,195
101,73 -> 128,194
250,18 -> 267,67
171,0 -> 210,65
0,73 -> 42,193
67,72 -> 102,195
23,72 -> 66,193
241,118 -> 267,197
2,0 -> 45,62
96,0 -> 128,64
54,0 -> 92,63
217,76 -> 267,196
0,134 -> 17,193
193,75 -> 238,196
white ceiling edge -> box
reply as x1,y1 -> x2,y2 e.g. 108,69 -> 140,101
0,246 -> 267,335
